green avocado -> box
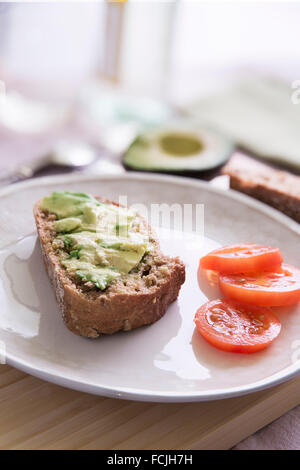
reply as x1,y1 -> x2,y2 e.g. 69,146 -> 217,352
42,191 -> 149,290
54,217 -> 82,233
61,259 -> 120,291
42,191 -> 100,218
123,125 -> 233,176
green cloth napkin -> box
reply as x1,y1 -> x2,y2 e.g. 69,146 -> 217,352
185,77 -> 300,171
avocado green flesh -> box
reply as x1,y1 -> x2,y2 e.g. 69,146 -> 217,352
159,133 -> 204,156
123,127 -> 233,172
61,259 -> 120,291
42,192 -> 100,218
41,192 -> 149,290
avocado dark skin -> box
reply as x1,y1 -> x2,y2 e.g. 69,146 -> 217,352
122,160 -> 230,181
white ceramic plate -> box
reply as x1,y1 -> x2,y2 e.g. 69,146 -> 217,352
0,173 -> 299,402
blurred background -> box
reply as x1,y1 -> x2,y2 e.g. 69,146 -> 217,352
0,0 -> 300,182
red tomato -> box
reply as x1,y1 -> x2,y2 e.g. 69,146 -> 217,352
220,263 -> 300,306
194,299 -> 281,353
200,243 -> 283,274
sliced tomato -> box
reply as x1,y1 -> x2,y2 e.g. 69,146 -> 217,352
194,299 -> 281,353
200,243 -> 283,274
220,263 -> 300,306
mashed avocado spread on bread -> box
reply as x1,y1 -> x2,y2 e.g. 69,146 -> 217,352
41,192 -> 150,290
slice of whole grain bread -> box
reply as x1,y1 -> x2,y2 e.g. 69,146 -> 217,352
222,155 -> 300,223
34,197 -> 185,338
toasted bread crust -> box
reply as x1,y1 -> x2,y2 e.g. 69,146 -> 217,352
34,199 -> 185,338
223,155 -> 300,223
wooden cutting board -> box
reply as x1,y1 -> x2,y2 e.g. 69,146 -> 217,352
0,364 -> 299,450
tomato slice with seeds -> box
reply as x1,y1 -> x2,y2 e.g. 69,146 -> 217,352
200,243 -> 283,274
219,263 -> 300,306
194,299 -> 281,353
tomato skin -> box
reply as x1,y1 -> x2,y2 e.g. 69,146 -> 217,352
220,264 -> 300,307
194,299 -> 281,354
200,243 -> 283,274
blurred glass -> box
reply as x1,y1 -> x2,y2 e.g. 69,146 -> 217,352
1,2 -> 300,102
0,2 -> 107,134
0,1 -> 300,170
0,2 -> 106,92
77,81 -> 173,152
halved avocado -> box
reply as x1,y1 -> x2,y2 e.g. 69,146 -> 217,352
123,125 -> 234,177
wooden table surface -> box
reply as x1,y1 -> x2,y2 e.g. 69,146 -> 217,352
0,363 -> 299,450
